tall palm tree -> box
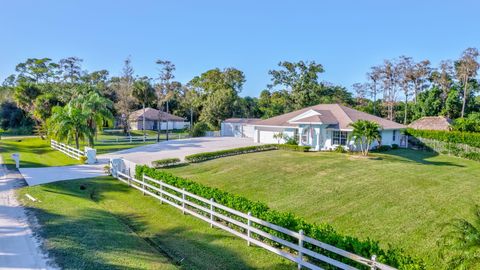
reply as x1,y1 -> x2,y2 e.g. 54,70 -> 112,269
132,78 -> 155,140
349,120 -> 382,156
47,104 -> 90,149
440,206 -> 480,269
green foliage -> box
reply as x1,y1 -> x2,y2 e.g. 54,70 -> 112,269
439,205 -> 480,269
152,158 -> 181,168
47,104 -> 91,149
185,145 -> 278,163
275,144 -> 311,152
79,156 -> 88,164
333,145 -> 347,153
453,112 -> 480,132
349,120 -> 382,156
392,144 -> 399,149
406,128 -> 480,148
284,135 -> 299,145
190,121 -> 209,137
136,165 -> 425,269
375,145 -> 392,152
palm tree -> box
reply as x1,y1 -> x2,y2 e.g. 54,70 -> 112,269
440,206 -> 480,269
47,104 -> 90,149
132,78 -> 155,140
72,89 -> 113,146
349,120 -> 382,156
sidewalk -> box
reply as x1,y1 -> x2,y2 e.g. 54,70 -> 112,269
0,161 -> 54,269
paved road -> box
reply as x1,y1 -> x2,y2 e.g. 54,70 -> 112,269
0,160 -> 54,269
98,137 -> 261,166
19,164 -> 106,186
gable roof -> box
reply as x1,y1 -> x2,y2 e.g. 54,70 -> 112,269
223,118 -> 261,124
129,108 -> 185,122
253,104 -> 405,129
408,116 -> 452,131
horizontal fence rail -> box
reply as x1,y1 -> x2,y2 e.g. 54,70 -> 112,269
99,134 -> 189,144
50,139 -> 85,160
110,160 -> 396,270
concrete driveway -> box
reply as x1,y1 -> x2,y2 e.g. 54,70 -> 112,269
19,164 -> 106,186
98,137 -> 260,166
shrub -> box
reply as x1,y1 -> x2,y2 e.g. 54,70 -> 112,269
375,145 -> 391,152
406,128 -> 480,149
391,144 -> 399,149
276,144 -> 311,152
333,145 -> 347,153
185,145 -> 277,163
190,122 -> 209,137
152,158 -> 181,168
136,165 -> 425,269
284,135 -> 299,145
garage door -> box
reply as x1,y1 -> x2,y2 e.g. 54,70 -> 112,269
258,130 -> 277,143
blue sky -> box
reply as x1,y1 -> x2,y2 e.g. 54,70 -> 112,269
1,0 -> 479,97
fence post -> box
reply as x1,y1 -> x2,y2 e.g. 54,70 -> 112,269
370,255 -> 377,270
142,174 -> 145,195
298,230 -> 304,269
159,182 -> 163,204
210,198 -> 214,228
247,211 -> 252,246
182,188 -> 186,214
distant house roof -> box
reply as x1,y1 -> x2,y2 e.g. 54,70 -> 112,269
223,118 -> 261,124
253,104 -> 405,130
408,116 -> 452,131
129,108 -> 185,122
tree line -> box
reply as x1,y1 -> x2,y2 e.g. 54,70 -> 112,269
0,47 -> 479,144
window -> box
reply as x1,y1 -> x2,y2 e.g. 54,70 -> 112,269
392,130 -> 396,141
234,125 -> 240,132
332,131 -> 348,145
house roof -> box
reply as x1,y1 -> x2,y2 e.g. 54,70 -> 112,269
129,108 -> 185,122
253,104 -> 405,130
408,116 -> 452,131
223,118 -> 261,124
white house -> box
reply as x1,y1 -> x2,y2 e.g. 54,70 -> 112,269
220,118 -> 260,138
129,108 -> 190,131
221,104 -> 405,151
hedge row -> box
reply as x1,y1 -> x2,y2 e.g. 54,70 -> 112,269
406,128 -> 480,148
136,165 -> 425,269
185,144 -> 312,163
152,158 -> 181,168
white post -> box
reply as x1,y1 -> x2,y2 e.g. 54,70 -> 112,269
182,188 -> 186,214
210,198 -> 214,228
159,182 -> 163,204
247,211 -> 252,246
298,230 -> 304,269
11,153 -> 20,169
142,174 -> 145,195
370,255 -> 377,270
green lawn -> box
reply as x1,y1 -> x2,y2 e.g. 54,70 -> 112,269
0,136 -> 155,167
18,177 -> 294,269
0,137 -> 80,169
163,149 -> 480,268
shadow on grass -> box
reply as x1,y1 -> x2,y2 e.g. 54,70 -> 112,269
377,149 -> 465,167
31,177 -> 293,270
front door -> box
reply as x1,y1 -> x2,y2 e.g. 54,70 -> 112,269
301,126 -> 317,147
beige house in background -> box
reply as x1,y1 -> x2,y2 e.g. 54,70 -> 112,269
129,108 -> 190,131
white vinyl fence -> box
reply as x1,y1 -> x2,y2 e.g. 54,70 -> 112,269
110,160 -> 396,270
99,133 -> 189,144
51,139 -> 85,160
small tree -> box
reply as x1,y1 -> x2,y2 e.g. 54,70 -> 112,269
48,104 -> 90,149
132,77 -> 155,140
349,120 -> 382,156
273,132 -> 285,144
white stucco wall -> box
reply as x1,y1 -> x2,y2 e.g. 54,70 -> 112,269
131,120 -> 189,131
221,123 -> 255,138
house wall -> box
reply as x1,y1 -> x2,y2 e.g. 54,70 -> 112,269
254,127 -> 295,144
221,123 -> 255,138
131,120 -> 189,131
